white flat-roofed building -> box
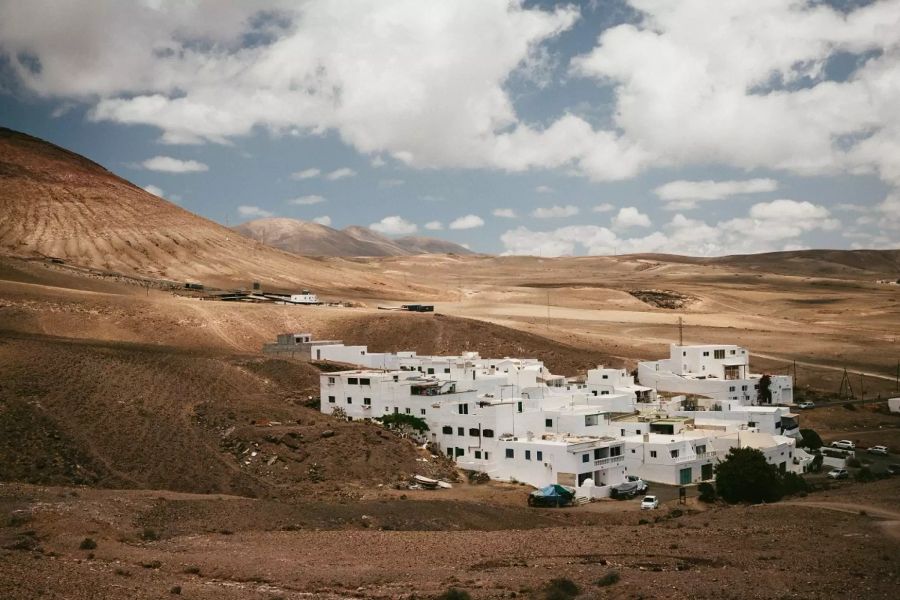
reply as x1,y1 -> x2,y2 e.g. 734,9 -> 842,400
623,431 -> 720,485
638,344 -> 793,408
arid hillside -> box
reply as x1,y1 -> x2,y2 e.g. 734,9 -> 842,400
0,128 -> 430,296
234,217 -> 472,257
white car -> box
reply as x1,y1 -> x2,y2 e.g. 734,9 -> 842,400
831,440 -> 856,450
867,445 -> 889,456
797,401 -> 815,409
640,495 -> 659,510
827,468 -> 849,480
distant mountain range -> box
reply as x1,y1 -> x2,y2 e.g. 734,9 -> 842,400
233,218 -> 474,257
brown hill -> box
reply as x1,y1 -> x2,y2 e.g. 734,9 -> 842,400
342,225 -> 413,255
0,127 -> 420,294
234,217 -> 472,257
394,234 -> 474,255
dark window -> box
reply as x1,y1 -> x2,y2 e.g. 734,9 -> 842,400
505,449 -> 514,459
536,451 -> 542,461
610,446 -> 622,457
517,401 -> 523,413
444,368 -> 450,374
469,428 -> 480,437
348,377 -> 358,385
457,427 -> 464,436
454,448 -> 464,457
545,418 -> 553,427
582,454 -> 589,463
482,429 -> 494,438
447,448 -> 453,456
328,396 -> 335,403
346,397 -> 352,404
602,374 -> 608,379
650,450 -> 657,458
714,349 -> 725,359
360,378 -> 371,385
364,398 -> 371,406
442,426 -> 453,435
420,409 -> 426,416
702,351 -> 709,356
484,452 -> 489,460
670,449 -> 679,458
427,368 -> 434,375
525,450 -> 531,460
458,404 -> 469,415
474,450 -> 481,459
405,408 -> 410,414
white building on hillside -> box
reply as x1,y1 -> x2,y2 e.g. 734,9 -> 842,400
637,344 -> 793,408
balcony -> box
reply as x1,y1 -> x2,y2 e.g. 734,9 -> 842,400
594,455 -> 625,467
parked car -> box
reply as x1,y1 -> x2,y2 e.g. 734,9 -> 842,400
827,468 -> 849,479
640,495 -> 659,510
887,464 -> 900,475
831,440 -> 856,450
626,475 -> 648,493
611,481 -> 640,500
867,445 -> 889,456
797,401 -> 815,409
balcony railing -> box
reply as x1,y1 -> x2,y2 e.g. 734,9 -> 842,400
594,455 -> 625,466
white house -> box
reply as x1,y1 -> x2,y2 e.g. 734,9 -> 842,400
637,344 -> 793,408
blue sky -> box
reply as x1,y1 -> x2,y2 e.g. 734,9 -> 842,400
1,0 -> 898,255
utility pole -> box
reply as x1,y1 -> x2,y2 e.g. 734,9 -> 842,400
792,360 -> 797,387
859,372 -> 865,402
678,316 -> 683,346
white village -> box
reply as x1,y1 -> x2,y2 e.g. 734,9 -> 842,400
266,332 -> 812,501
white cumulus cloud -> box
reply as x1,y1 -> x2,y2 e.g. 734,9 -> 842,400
140,155 -> 208,173
326,167 -> 357,181
370,215 -> 417,235
424,220 -> 444,230
238,205 -> 273,218
492,208 -> 517,218
592,203 -> 614,213
611,206 -> 652,230
654,178 -> 778,210
449,214 -> 485,230
312,215 -> 332,226
532,205 -> 579,218
291,168 -> 321,180
143,184 -> 164,197
287,195 -> 326,206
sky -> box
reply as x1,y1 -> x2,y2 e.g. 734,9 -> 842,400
1,0 -> 898,256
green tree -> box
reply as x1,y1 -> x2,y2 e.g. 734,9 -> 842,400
715,447 -> 783,504
375,413 -> 429,435
798,428 -> 823,450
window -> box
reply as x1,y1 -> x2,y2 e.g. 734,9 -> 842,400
545,418 -> 553,428
670,449 -> 679,458
457,427 -> 464,436
582,454 -> 589,463
447,448 -> 453,456
650,450 -> 657,458
610,446 -> 622,457
741,385 -> 748,391
484,452 -> 489,460
505,449 -> 514,459
442,425 -> 452,434
363,398 -> 371,406
729,386 -> 736,392
392,375 -> 399,382
469,428 -> 480,437
525,450 -> 531,460
585,415 -> 599,426
683,351 -> 686,356
517,401 -> 523,413
327,377 -> 335,384
346,397 -> 352,404
730,350 -> 736,355
602,374 -> 608,379
482,429 -> 494,438
754,384 -> 759,390
454,448 -> 464,457
444,368 -> 450,374
536,451 -> 543,461
348,377 -> 358,385
631,449 -> 636,453
360,378 -> 370,386
328,395 -> 335,403
703,351 -> 709,357
393,407 -> 398,414
621,429 -> 626,436
474,450 -> 481,459
601,391 -> 609,395
405,408 -> 410,414
420,409 -> 426,416
458,404 -> 469,415
427,368 -> 434,375
714,349 -> 725,359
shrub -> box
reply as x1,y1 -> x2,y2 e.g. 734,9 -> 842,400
715,447 -> 783,504
596,571 -> 620,587
843,403 -> 857,411
809,453 -> 824,473
757,374 -> 772,404
142,560 -> 162,569
543,578 -> 580,600
855,467 -> 876,483
781,472 -> 810,496
697,481 -> 717,503
140,528 -> 159,541
183,566 -> 201,575
79,538 -> 97,550
798,429 -> 823,450
435,588 -> 471,600
376,413 -> 429,434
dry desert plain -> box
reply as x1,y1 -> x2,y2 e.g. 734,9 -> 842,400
2,128 -> 900,598
2,250 -> 900,599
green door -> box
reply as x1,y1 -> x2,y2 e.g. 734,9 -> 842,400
701,463 -> 713,480
679,467 -> 692,485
